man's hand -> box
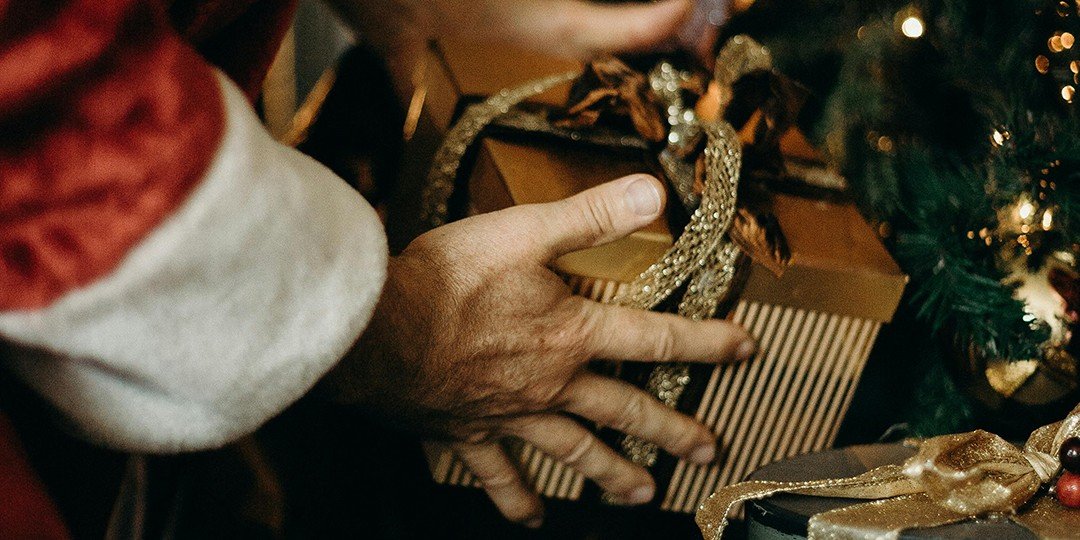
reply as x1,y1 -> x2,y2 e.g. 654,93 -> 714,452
329,174 -> 755,526
424,0 -> 693,58
330,0 -> 696,60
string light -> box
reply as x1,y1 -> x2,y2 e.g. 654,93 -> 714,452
991,127 -> 1012,147
1036,3 -> 1080,101
901,16 -> 925,38
1019,200 -> 1036,220
732,0 -> 757,12
1051,34 -> 1066,53
1037,55 -> 1051,73
877,222 -> 892,239
876,135 -> 895,152
999,160 -> 1064,256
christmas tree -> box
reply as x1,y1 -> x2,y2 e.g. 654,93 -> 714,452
724,0 -> 1080,436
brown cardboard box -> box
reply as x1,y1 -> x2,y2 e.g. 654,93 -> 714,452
410,41 -> 907,513
387,41 -> 578,250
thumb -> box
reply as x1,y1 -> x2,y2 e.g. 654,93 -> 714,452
522,174 -> 667,261
499,0 -> 690,58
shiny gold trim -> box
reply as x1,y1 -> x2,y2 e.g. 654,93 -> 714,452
421,72 -> 578,228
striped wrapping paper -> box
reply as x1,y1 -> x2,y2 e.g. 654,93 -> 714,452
425,275 -> 881,513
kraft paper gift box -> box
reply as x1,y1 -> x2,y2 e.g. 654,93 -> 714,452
404,40 -> 908,513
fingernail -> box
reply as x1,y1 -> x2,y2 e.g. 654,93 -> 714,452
627,485 -> 655,504
625,176 -> 662,216
524,517 -> 543,529
736,340 -> 757,361
689,443 -> 716,464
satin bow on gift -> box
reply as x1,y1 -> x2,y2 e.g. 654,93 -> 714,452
695,403 -> 1080,539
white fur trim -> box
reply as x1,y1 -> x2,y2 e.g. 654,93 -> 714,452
0,73 -> 387,453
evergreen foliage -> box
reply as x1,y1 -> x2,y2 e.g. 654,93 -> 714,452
725,0 -> 1080,434
729,0 -> 1076,368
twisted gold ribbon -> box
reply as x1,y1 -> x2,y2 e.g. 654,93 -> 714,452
615,119 -> 743,468
695,403 -> 1080,539
421,71 -> 579,229
615,36 -> 771,469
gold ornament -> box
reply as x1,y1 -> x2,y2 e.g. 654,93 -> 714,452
952,157 -> 1080,433
960,254 -> 1080,413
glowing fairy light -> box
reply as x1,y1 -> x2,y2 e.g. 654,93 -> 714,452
1051,34 -> 1065,53
991,127 -> 1011,147
1019,200 -> 1036,221
901,16 -> 925,38
1037,55 -> 1051,74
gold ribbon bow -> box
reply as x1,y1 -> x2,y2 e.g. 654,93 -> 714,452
696,403 -> 1080,539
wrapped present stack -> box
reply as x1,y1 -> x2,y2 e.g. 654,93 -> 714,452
401,38 -> 908,514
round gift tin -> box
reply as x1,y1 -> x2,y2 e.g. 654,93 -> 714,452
745,444 -> 1035,539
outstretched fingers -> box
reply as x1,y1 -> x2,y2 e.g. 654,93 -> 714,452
489,174 -> 666,263
509,415 -> 656,505
561,372 -> 719,464
575,298 -> 756,364
453,442 -> 544,527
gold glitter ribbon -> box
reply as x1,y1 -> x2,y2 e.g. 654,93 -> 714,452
615,120 -> 743,468
615,36 -> 772,469
420,71 -> 579,229
695,403 -> 1080,540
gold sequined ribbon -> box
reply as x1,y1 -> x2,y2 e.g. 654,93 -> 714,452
617,36 -> 772,468
695,403 -> 1080,540
420,71 -> 579,228
422,36 -> 773,472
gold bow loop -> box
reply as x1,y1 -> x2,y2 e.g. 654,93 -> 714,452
696,403 -> 1080,540
904,429 -> 1053,515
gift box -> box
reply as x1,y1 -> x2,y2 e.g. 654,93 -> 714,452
742,445 -> 1033,539
407,40 -> 908,513
697,404 -> 1080,538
